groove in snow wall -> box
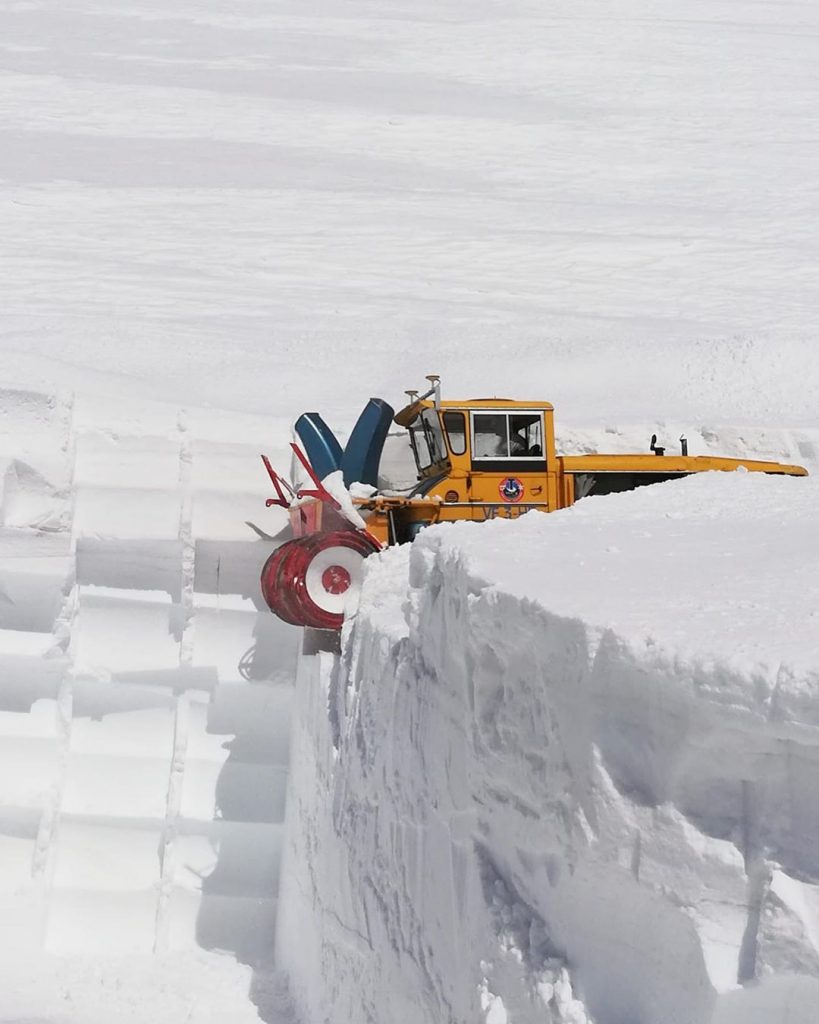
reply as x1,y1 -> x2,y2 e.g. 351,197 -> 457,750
277,476 -> 819,1024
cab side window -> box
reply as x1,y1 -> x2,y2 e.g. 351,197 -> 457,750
472,413 -> 508,458
509,413 -> 543,456
442,411 -> 467,455
471,412 -> 544,461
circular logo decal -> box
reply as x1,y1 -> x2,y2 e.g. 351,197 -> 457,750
499,477 -> 524,503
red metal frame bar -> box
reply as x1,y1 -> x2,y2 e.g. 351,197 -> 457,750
261,445 -> 383,550
360,528 -> 384,550
289,443 -> 342,510
260,454 -> 292,509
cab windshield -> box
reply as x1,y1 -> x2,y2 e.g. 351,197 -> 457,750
409,409 -> 447,472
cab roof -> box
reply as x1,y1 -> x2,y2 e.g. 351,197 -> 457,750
394,397 -> 554,426
446,398 -> 554,409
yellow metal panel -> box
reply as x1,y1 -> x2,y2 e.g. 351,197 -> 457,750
560,454 -> 808,476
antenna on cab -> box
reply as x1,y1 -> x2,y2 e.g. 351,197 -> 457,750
426,374 -> 441,408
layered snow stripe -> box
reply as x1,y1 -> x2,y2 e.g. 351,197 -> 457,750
0,387 -> 300,963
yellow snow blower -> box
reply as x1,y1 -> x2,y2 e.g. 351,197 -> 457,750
259,377 -> 808,629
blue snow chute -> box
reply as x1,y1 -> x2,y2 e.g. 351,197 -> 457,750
341,398 -> 395,487
294,413 -> 344,481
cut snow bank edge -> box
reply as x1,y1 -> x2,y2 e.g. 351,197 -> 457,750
277,473 -> 819,1024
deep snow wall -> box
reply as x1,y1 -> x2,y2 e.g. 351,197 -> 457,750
277,476 -> 819,1024
0,387 -> 300,1004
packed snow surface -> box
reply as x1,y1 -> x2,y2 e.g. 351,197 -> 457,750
278,471 -> 819,1024
450,471 -> 819,677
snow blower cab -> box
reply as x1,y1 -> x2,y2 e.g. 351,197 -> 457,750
259,376 -> 808,631
391,375 -> 561,533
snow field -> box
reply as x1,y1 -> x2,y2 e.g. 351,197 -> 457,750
0,386 -> 299,1020
278,469 -> 819,1024
4,2 -> 819,428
